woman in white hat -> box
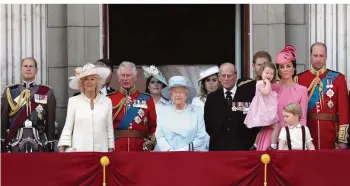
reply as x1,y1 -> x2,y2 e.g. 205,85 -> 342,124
142,65 -> 169,114
155,76 -> 207,151
192,66 -> 220,111
58,62 -> 115,152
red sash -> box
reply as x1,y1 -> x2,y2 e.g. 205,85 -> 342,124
5,86 -> 49,144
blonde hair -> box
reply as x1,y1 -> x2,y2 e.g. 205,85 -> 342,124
78,74 -> 104,95
283,103 -> 302,120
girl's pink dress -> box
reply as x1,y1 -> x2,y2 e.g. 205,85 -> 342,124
256,83 -> 309,150
244,80 -> 279,128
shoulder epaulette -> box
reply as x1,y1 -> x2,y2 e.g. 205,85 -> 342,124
6,84 -> 19,89
38,84 -> 53,89
328,69 -> 342,75
106,90 -> 118,96
238,79 -> 254,87
141,92 -> 151,96
296,70 -> 308,76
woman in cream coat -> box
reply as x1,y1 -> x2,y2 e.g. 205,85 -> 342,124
58,62 -> 115,152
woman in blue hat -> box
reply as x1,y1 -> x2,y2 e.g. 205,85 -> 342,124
155,76 -> 207,151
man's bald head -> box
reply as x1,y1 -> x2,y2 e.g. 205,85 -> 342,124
219,62 -> 237,90
219,62 -> 236,75
21,57 -> 38,69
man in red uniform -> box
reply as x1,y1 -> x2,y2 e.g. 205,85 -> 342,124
296,42 -> 349,149
108,61 -> 157,151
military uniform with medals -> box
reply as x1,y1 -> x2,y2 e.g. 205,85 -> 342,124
107,87 -> 157,151
296,66 -> 349,149
1,81 -> 56,152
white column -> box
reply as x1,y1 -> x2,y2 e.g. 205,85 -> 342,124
235,5 -> 241,79
249,4 -> 254,79
0,5 -> 7,92
325,5 -> 333,68
331,5 -> 337,70
0,4 -> 47,93
309,5 -> 316,45
316,4 -> 324,43
337,5 -> 346,75
347,5 -> 350,88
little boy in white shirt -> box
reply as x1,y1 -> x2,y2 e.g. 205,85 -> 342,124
278,103 -> 315,150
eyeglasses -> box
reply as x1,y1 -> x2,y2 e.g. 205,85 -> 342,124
150,80 -> 162,84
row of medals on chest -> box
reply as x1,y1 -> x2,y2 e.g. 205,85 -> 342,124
325,78 -> 335,109
125,96 -> 148,128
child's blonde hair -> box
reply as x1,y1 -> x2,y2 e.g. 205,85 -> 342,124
283,103 -> 302,120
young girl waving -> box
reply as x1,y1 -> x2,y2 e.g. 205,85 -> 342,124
244,62 -> 280,150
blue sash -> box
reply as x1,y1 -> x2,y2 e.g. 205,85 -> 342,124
308,71 -> 339,112
117,93 -> 151,130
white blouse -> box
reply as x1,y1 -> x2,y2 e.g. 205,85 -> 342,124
154,97 -> 170,115
192,96 -> 206,114
155,104 -> 207,151
58,94 -> 115,152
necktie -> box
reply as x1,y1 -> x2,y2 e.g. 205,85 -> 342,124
225,91 -> 232,107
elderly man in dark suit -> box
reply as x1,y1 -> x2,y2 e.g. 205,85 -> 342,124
204,62 -> 258,151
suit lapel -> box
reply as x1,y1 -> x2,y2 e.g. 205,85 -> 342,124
216,88 -> 228,106
232,86 -> 240,102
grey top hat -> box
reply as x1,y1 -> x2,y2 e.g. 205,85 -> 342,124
161,76 -> 196,103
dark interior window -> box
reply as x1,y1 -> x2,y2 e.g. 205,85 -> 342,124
109,5 -> 236,66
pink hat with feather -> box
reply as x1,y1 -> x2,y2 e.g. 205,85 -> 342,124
276,45 -> 297,65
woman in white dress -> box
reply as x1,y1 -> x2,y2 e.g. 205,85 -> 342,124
156,76 -> 207,151
58,63 -> 115,152
192,66 -> 220,150
142,65 -> 169,114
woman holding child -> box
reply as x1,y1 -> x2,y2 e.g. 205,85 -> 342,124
254,45 -> 309,150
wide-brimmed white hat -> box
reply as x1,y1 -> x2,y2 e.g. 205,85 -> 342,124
68,62 -> 111,90
161,76 -> 196,103
198,66 -> 219,84
142,65 -> 168,86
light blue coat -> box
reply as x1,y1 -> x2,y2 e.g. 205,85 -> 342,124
155,104 -> 207,151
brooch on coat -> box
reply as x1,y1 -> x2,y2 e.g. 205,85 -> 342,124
36,104 -> 44,120
325,78 -> 335,109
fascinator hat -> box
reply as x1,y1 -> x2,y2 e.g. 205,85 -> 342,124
161,76 -> 196,103
198,66 -> 219,84
276,45 -> 297,65
68,62 -> 111,90
142,65 -> 168,86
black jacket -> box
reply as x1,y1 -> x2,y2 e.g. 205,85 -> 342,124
204,78 -> 258,151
